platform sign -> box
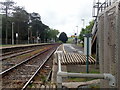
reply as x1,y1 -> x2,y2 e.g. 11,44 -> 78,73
84,37 -> 91,56
16,33 -> 18,38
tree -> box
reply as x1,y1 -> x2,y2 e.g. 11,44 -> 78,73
0,0 -> 15,44
29,12 -> 49,43
13,6 -> 29,42
47,28 -> 59,42
1,2 -> 60,44
2,14 -> 14,44
79,20 -> 94,43
59,32 -> 68,43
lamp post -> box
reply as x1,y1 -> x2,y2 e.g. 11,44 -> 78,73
28,26 -> 32,44
12,22 -> 14,45
81,19 -> 85,28
76,26 -> 78,44
76,26 -> 78,36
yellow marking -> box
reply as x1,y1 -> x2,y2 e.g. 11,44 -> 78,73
63,44 -> 66,54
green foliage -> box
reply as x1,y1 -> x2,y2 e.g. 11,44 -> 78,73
79,20 -> 94,43
0,0 -> 15,14
47,28 -> 59,42
1,0 -> 60,44
12,6 -> 29,41
67,37 -> 73,43
59,32 -> 68,43
1,0 -> 15,44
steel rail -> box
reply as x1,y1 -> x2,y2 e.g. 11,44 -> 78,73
1,49 -> 35,60
21,46 -> 57,90
1,44 -> 53,56
0,46 -> 55,76
1,43 -> 59,51
0,44 -> 57,58
1,50 -> 26,57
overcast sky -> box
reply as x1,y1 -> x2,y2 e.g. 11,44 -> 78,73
1,0 -> 106,36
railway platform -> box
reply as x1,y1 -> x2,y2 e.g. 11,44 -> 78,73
51,44 -> 99,89
0,43 -> 48,49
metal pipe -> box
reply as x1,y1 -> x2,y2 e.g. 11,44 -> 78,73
86,37 -> 89,73
56,51 -> 63,88
57,51 -> 63,72
57,71 -> 104,79
57,71 -> 115,87
56,51 -> 115,88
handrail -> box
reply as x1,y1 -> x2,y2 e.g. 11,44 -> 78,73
92,1 -> 110,45
56,51 -> 115,88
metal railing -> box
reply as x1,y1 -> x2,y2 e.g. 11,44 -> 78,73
56,51 -> 115,88
92,0 -> 114,44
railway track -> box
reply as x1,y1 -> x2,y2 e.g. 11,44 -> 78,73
1,44 -> 56,57
1,44 -> 59,89
26,58 -> 55,89
1,44 -> 51,58
1,46 -> 35,56
1,45 -> 54,72
1,49 -> 31,57
1,49 -> 35,60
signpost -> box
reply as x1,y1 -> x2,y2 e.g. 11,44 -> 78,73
84,34 -> 92,73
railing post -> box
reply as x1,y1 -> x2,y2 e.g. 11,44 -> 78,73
57,75 -> 62,88
56,51 -> 63,89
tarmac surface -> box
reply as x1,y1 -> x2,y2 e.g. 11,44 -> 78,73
63,44 -> 83,54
